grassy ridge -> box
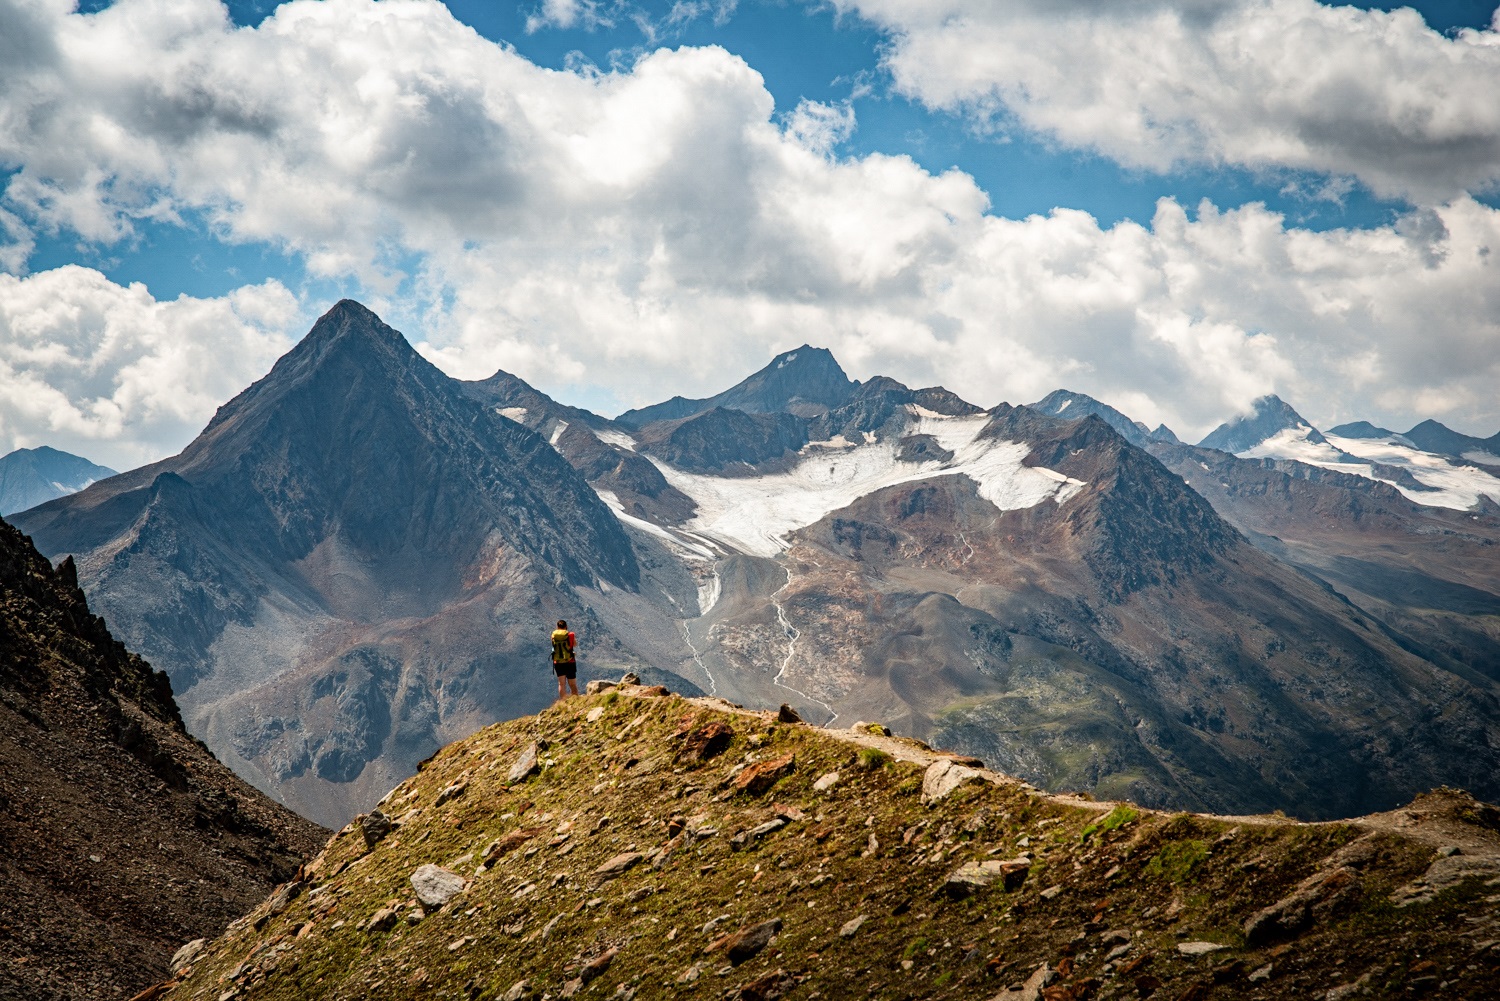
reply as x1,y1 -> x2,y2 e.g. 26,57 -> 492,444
157,687 -> 1500,1000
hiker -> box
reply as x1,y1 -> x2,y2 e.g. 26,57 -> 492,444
551,619 -> 578,700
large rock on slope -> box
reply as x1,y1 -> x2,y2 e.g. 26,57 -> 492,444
0,518 -> 323,1001
12,300 -> 660,825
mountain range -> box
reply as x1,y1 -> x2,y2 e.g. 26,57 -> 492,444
12,301 -> 1500,828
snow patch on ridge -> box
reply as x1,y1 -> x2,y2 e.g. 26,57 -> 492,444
1238,427 -> 1500,510
595,428 -> 637,451
648,410 -> 1085,557
498,406 -> 528,423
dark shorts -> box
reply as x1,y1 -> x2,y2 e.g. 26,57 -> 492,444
552,660 -> 577,679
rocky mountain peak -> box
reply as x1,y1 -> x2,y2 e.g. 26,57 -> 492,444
1198,394 -> 1326,454
617,344 -> 857,426
1029,389 -> 1155,447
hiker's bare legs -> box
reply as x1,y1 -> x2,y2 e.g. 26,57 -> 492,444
567,677 -> 579,698
556,675 -> 568,702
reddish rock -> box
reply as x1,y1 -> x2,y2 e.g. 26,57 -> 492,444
733,754 -> 796,796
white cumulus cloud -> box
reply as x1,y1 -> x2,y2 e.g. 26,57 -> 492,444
0,266 -> 299,469
840,0 -> 1500,204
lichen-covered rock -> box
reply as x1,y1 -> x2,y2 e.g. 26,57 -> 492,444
593,852 -> 644,883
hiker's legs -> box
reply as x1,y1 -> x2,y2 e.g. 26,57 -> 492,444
556,672 -> 567,701
567,676 -> 579,697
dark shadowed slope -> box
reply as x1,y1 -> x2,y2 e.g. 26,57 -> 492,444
0,518 -> 323,1001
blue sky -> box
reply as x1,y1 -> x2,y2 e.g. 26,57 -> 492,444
2,0 -> 1499,467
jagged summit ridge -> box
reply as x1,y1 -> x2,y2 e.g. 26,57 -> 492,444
617,344 -> 857,426
1028,388 -> 1164,448
1198,394 -> 1326,454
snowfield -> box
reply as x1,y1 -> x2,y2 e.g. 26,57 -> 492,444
643,410 -> 1086,557
1238,427 -> 1500,511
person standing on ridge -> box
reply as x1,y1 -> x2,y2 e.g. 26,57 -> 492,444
551,619 -> 578,701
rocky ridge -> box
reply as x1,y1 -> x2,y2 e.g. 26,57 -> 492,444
152,684 -> 1500,1001
0,517 -> 324,1001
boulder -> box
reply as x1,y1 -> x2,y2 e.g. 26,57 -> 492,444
410,864 -> 466,908
585,680 -> 616,695
944,858 -> 1030,898
987,963 -> 1054,1000
922,758 -> 983,805
169,939 -> 206,970
682,721 -> 734,761
1243,866 -> 1362,944
508,743 -> 541,784
777,704 -> 802,724
483,827 -> 544,861
359,809 -> 394,848
594,851 -> 644,883
812,771 -> 840,793
707,918 -> 782,965
580,946 -> 618,984
733,753 -> 796,796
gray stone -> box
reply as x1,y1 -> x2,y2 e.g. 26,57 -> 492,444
1039,884 -> 1063,901
594,851 -> 644,882
360,809 -> 394,848
507,743 -> 541,784
501,981 -> 532,1001
435,780 -> 467,806
1393,853 -> 1500,907
812,771 -> 840,792
1248,963 -> 1274,983
585,680 -> 616,695
944,858 -> 1030,898
922,758 -> 983,804
987,964 -> 1054,1001
1177,941 -> 1230,956
170,938 -> 206,970
410,864 -> 466,908
748,818 -> 787,839
839,915 -> 867,937
1245,866 -> 1362,942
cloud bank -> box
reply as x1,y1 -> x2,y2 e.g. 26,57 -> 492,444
0,266 -> 297,470
841,0 -> 1500,205
0,0 -> 1496,468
